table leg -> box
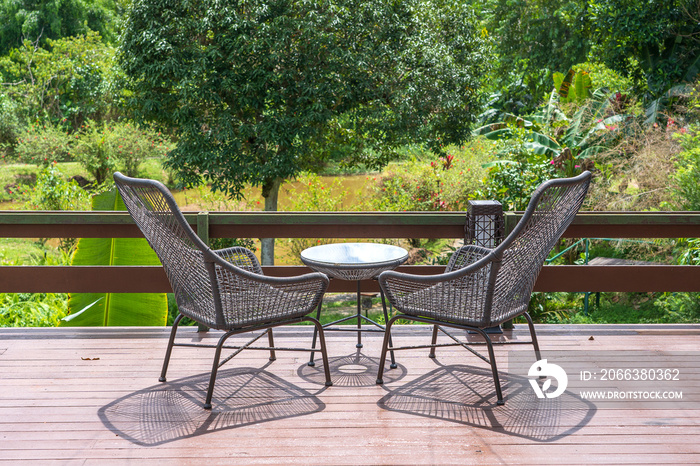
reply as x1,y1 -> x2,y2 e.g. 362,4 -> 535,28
308,298 -> 324,366
356,281 -> 363,348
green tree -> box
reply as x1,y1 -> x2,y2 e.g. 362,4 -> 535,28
481,0 -> 590,108
0,31 -> 118,129
0,0 -> 119,54
587,0 -> 700,96
119,0 -> 491,263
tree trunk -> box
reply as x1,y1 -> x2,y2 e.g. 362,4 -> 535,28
260,177 -> 282,265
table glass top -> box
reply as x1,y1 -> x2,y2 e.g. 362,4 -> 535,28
300,242 -> 408,267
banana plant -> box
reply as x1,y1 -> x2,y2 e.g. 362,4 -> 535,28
553,69 -> 592,104
60,188 -> 168,326
474,88 -> 623,162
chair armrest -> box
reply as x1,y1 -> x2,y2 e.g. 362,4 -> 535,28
210,254 -> 330,328
379,252 -> 496,327
213,246 -> 263,274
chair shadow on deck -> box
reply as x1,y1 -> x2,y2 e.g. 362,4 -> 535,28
377,362 -> 597,443
297,349 -> 408,387
98,364 -> 327,446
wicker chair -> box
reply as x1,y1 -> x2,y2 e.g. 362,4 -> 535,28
114,172 -> 332,409
376,171 -> 592,405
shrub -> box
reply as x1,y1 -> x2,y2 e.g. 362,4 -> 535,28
372,142 -> 492,212
72,120 -> 174,184
0,254 -> 70,328
26,164 -> 91,253
108,122 -> 174,177
0,292 -> 69,327
671,125 -> 700,210
0,93 -> 20,151
72,121 -> 115,185
572,62 -> 633,94
15,122 -> 73,167
26,164 -> 90,211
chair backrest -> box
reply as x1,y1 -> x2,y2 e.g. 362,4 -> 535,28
487,171 -> 592,324
113,172 -> 219,327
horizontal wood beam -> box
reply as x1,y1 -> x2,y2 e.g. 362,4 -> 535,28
2,265 -> 699,293
1,211 -> 700,238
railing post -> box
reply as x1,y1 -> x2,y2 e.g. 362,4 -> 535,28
196,211 -> 210,246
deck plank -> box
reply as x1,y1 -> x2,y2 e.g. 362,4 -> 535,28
1,324 -> 699,465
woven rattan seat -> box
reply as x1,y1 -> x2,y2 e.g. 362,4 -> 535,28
114,172 -> 332,409
376,171 -> 592,405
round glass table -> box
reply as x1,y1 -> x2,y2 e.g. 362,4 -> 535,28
301,242 -> 409,367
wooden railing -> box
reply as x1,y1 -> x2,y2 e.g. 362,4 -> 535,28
1,211 -> 699,293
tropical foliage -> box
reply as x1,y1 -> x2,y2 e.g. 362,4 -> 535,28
61,188 -> 167,326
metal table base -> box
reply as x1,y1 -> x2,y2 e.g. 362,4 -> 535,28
308,280 -> 397,369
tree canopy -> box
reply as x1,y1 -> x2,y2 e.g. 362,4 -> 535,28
119,0 -> 491,203
0,0 -> 120,55
587,0 -> 700,96
0,31 -> 117,129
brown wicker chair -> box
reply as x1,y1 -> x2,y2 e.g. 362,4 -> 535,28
376,171 -> 592,405
114,172 -> 332,409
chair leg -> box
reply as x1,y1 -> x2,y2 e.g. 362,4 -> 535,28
429,324 -> 439,358
523,312 -> 541,361
376,315 -> 397,385
311,319 -> 333,386
308,299 -> 323,367
474,328 -> 504,406
379,288 -> 397,368
159,313 -> 184,382
267,328 -> 276,361
204,330 -> 235,410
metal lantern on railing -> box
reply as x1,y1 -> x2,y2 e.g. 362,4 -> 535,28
465,200 -> 505,248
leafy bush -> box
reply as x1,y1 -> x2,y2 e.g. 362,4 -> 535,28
572,62 -> 633,94
0,292 -> 69,327
372,142 -> 492,211
0,254 -> 70,328
478,158 -> 556,211
671,125 -> 700,210
25,164 -> 90,211
0,93 -> 21,150
15,122 -> 73,167
25,163 -> 91,253
72,121 -> 115,185
108,122 -> 173,177
475,124 -> 557,210
72,120 -> 174,184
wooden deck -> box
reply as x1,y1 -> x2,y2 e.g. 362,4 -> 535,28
1,324 -> 699,465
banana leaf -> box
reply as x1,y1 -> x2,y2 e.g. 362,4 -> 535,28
61,188 -> 167,326
523,132 -> 562,156
554,69 -> 575,99
574,71 -> 592,103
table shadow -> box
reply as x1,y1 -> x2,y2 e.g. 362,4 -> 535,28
98,366 -> 326,446
377,363 -> 597,442
297,349 -> 407,387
